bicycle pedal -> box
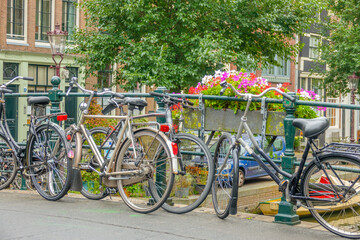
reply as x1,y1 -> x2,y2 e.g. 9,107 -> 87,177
107,188 -> 117,194
279,179 -> 289,192
177,171 -> 186,175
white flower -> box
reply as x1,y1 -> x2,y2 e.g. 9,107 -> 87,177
201,75 -> 213,85
214,70 -> 223,77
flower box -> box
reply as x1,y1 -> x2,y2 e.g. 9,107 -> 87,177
183,107 -> 286,136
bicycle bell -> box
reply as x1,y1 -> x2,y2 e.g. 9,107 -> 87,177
79,101 -> 88,111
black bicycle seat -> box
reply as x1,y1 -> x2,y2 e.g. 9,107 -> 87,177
124,97 -> 147,111
293,117 -> 329,138
27,96 -> 50,106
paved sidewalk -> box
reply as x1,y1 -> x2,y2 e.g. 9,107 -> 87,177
0,190 -> 342,240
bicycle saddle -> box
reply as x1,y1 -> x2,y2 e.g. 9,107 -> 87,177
27,96 -> 50,106
124,97 -> 147,111
292,117 -> 329,138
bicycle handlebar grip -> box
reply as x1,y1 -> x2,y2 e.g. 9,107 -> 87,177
220,81 -> 228,96
0,88 -> 13,94
113,93 -> 125,98
282,92 -> 296,102
102,104 -> 117,115
149,91 -> 165,97
23,77 -> 34,81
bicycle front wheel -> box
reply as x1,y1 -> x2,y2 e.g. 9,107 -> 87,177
0,134 -> 17,190
28,123 -> 72,201
162,133 -> 214,214
79,127 -> 117,200
116,129 -> 174,213
212,133 -> 237,219
302,155 -> 360,238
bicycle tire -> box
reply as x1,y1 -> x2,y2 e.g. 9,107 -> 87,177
0,133 -> 17,190
161,133 -> 214,214
28,122 -> 73,201
212,132 -> 237,219
116,129 -> 174,213
79,127 -> 116,200
302,154 -> 360,238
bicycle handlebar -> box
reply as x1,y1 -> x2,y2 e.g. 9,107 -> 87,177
66,77 -> 125,98
149,92 -> 194,106
220,81 -> 296,102
0,76 -> 34,89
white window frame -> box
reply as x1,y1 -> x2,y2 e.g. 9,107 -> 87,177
309,35 -> 321,59
35,0 -> 55,48
6,0 -> 28,44
327,98 -> 340,128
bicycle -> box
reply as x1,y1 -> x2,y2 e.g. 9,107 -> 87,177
66,77 -> 177,213
0,76 -> 73,201
87,91 -> 214,213
148,92 -> 214,214
213,80 -> 360,238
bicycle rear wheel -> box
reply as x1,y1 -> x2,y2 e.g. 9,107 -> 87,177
162,133 -> 214,214
0,134 -> 16,190
212,133 -> 238,219
116,129 -> 174,213
79,127 -> 116,200
302,155 -> 360,238
28,122 -> 72,201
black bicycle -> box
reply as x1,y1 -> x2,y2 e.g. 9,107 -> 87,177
0,76 -> 73,201
213,80 -> 360,239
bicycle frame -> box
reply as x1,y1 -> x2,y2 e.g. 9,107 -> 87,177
219,86 -> 347,204
71,87 -> 179,178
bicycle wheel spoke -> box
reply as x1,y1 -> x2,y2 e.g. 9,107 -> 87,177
303,156 -> 360,238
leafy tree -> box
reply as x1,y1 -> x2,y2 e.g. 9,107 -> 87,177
318,0 -> 360,96
70,0 -> 322,91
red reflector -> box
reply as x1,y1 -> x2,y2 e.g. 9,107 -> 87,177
57,115 -> 68,121
160,125 -> 170,132
67,134 -> 72,141
171,142 -> 178,155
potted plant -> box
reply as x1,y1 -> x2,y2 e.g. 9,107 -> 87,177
174,175 -> 193,198
183,70 -> 323,135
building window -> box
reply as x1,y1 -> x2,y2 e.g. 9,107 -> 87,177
327,98 -> 339,127
261,56 -> 290,83
97,67 -> 112,108
300,77 -> 306,90
28,65 -> 55,92
62,0 -> 77,41
3,63 -> 19,80
65,67 -> 78,82
35,0 -> 52,41
7,0 -> 25,40
309,36 -> 321,59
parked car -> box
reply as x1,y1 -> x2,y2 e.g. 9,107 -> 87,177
210,134 -> 285,187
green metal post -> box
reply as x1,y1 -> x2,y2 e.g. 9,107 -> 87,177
154,87 -> 168,124
48,76 -> 62,123
274,92 -> 300,225
20,175 -> 27,190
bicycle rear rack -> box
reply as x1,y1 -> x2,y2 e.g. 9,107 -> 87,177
321,142 -> 360,156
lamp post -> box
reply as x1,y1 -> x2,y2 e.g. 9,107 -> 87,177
348,73 -> 359,143
47,23 -> 68,77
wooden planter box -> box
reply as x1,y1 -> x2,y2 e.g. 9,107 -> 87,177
183,108 -> 286,136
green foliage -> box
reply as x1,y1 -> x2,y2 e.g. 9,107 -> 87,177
84,99 -> 118,129
317,0 -> 360,96
70,0 -> 322,91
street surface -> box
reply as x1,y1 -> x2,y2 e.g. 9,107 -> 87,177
0,190 -> 343,240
